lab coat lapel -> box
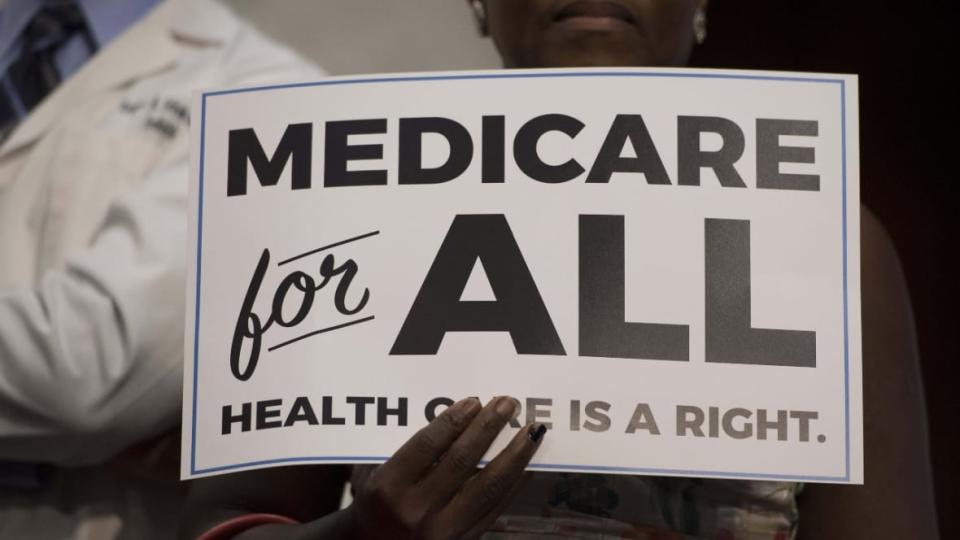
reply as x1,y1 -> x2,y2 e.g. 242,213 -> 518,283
0,1 -> 180,159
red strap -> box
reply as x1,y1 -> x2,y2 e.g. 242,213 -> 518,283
196,513 -> 299,540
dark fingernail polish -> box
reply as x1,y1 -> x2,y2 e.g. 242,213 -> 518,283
529,423 -> 547,442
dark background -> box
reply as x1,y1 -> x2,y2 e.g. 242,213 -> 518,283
691,2 -> 956,537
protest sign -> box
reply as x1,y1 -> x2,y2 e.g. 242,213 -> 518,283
182,68 -> 862,484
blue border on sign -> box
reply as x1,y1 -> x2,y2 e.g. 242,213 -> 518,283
191,71 -> 851,481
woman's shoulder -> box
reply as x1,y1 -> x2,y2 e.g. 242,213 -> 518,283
860,205 -> 906,294
796,205 -> 939,539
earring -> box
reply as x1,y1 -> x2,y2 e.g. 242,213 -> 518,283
693,7 -> 707,45
471,0 -> 489,36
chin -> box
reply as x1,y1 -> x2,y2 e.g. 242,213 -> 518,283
532,35 -> 656,68
538,48 -> 654,68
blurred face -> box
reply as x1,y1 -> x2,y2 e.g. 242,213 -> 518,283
482,0 -> 705,68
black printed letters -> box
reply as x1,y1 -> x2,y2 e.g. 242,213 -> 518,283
391,214 -> 816,368
225,115 -> 819,195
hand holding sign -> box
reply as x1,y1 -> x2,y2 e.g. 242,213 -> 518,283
182,396 -> 546,539
349,397 -> 545,540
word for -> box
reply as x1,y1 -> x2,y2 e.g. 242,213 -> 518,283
231,247 -> 369,381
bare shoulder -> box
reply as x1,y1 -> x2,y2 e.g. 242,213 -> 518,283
860,207 -> 911,318
858,207 -> 920,377
797,205 -> 938,540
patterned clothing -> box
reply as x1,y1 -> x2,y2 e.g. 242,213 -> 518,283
0,0 -> 160,139
484,473 -> 800,540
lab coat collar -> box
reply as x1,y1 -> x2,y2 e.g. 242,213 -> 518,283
0,0 -> 239,159
169,0 -> 239,46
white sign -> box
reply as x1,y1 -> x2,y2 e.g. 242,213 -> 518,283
182,68 -> 862,484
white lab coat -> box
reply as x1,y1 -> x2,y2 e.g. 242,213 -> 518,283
0,0 -> 320,536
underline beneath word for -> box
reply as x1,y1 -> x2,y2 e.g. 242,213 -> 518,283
268,315 -> 376,352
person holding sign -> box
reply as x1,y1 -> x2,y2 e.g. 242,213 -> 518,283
182,1 -> 938,539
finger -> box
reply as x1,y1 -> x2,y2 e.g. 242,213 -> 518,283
379,397 -> 482,483
349,464 -> 377,497
431,423 -> 547,537
417,396 -> 517,503
460,472 -> 533,540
